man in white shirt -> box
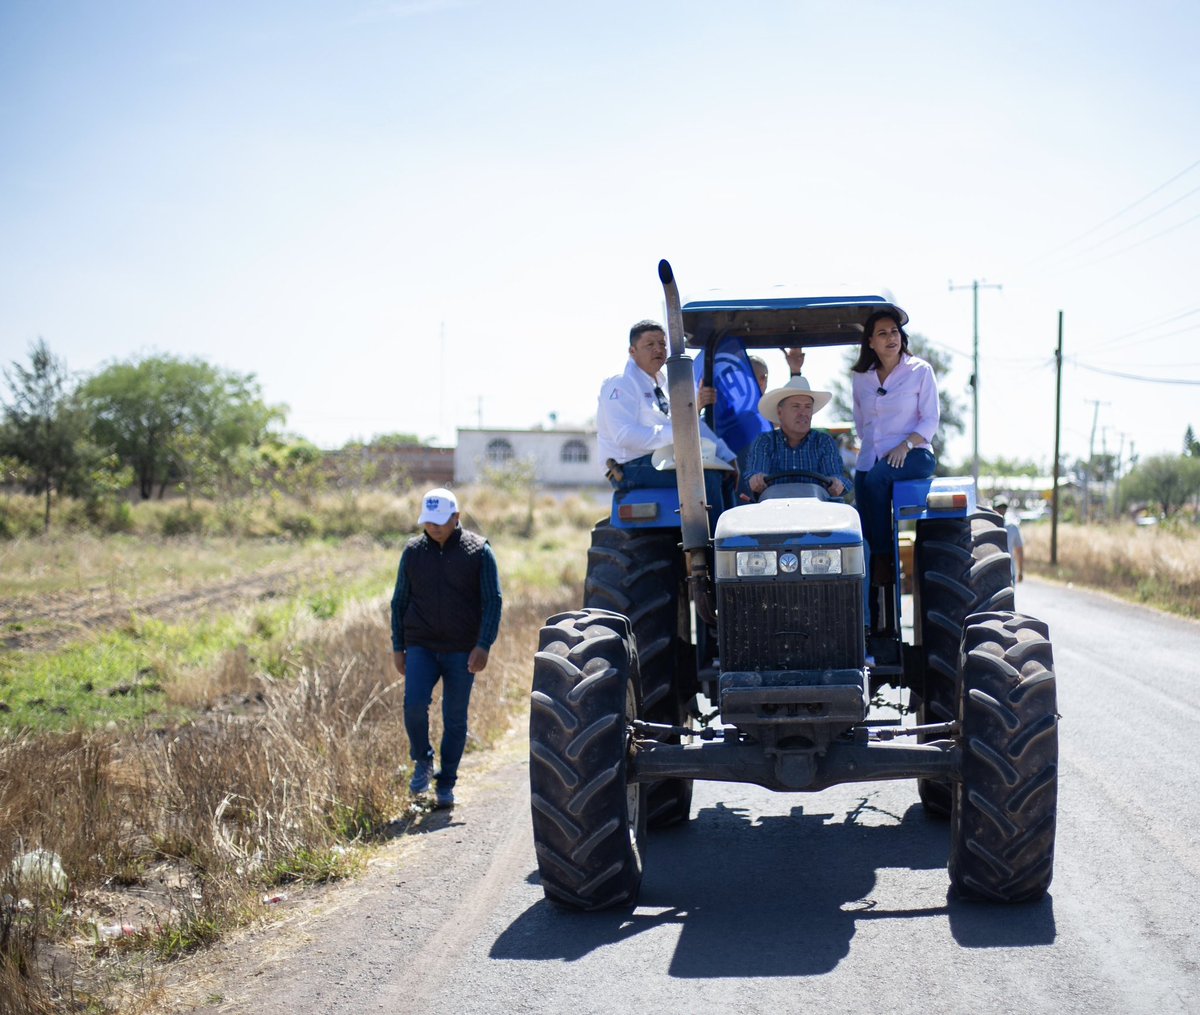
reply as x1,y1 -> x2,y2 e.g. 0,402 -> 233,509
994,500 -> 1025,585
597,320 -> 737,490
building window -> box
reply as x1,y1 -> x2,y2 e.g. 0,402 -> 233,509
561,439 -> 589,464
486,438 -> 514,465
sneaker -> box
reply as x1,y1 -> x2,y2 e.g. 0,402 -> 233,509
434,787 -> 455,809
409,759 -> 434,795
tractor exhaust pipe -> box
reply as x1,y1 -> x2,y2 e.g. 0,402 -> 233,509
658,259 -> 717,626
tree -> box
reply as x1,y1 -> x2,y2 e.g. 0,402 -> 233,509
976,455 -> 1043,478
258,434 -> 327,501
1120,454 -> 1200,518
0,339 -> 91,531
1184,424 -> 1199,458
369,432 -> 423,449
827,333 -> 966,472
80,355 -> 285,500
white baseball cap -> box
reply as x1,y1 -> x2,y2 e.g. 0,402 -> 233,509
418,488 -> 459,525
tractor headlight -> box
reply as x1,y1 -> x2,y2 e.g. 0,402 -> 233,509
800,548 -> 842,575
736,550 -> 777,576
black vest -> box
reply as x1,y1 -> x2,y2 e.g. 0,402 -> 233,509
402,528 -> 487,652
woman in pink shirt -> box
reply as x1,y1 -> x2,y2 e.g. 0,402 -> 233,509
851,309 -> 939,600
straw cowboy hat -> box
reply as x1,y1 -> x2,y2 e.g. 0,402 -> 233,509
758,376 -> 833,424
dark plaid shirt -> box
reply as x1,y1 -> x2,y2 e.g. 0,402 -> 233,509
744,428 -> 846,486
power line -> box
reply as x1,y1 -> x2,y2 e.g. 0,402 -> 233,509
1066,182 -> 1200,258
1030,157 -> 1200,263
1089,359 -> 1200,371
923,338 -> 972,359
1100,360 -> 1200,368
1089,323 -> 1200,358
989,356 -> 1056,369
1068,359 -> 1200,385
1052,210 -> 1200,273
924,336 -> 1051,368
1089,307 -> 1200,354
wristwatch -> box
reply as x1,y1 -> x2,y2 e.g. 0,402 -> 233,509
905,440 -> 915,450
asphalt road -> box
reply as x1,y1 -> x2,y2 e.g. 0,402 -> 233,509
180,579 -> 1200,1015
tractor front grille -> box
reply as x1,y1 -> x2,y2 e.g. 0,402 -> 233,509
717,578 -> 863,672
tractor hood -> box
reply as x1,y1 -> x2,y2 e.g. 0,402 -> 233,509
714,500 -> 863,548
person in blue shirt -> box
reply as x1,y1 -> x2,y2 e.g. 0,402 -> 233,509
391,487 -> 502,809
743,377 -> 847,498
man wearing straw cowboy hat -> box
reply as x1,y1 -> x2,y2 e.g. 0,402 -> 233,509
743,376 -> 847,499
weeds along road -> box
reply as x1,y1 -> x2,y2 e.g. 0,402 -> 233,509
171,578 -> 1200,1015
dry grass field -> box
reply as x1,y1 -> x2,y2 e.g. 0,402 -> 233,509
1024,520 -> 1200,618
0,487 -> 597,1013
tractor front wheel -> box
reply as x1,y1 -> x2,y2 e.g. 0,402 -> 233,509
584,521 -> 694,828
948,611 -> 1058,902
529,609 -> 647,910
915,509 -> 1014,815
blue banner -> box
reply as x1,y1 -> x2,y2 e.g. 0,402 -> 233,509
693,337 -> 771,455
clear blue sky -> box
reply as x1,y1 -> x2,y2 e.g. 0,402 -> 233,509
3,0 -> 1198,472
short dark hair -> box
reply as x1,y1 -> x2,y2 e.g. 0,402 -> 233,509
851,311 -> 909,373
629,319 -> 665,344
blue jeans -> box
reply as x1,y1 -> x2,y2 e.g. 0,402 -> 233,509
856,449 -> 936,621
403,646 -> 475,790
855,449 -> 937,559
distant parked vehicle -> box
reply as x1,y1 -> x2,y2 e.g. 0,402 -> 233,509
1018,503 -> 1049,522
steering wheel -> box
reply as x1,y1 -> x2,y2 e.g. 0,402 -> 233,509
762,470 -> 837,491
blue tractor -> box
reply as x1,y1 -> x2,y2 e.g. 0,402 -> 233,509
529,261 -> 1058,909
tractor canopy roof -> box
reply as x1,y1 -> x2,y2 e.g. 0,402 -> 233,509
682,294 -> 907,352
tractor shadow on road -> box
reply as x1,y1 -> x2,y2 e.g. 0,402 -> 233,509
490,798 -> 1056,976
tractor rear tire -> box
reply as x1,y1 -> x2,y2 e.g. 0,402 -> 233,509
949,611 -> 1058,902
915,509 -> 1014,816
529,609 -> 647,910
584,521 -> 694,828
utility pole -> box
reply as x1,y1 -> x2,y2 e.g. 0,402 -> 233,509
1084,398 -> 1109,524
1051,311 -> 1063,565
950,279 -> 1002,486
1111,431 -> 1127,519
1100,427 -> 1111,522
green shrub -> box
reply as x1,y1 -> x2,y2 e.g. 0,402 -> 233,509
160,506 -> 207,536
280,512 -> 317,539
0,495 -> 44,538
88,498 -> 136,534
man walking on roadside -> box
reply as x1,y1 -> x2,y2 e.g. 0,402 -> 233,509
994,500 -> 1025,586
391,487 -> 502,809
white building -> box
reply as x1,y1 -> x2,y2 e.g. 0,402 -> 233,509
454,427 -> 605,487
